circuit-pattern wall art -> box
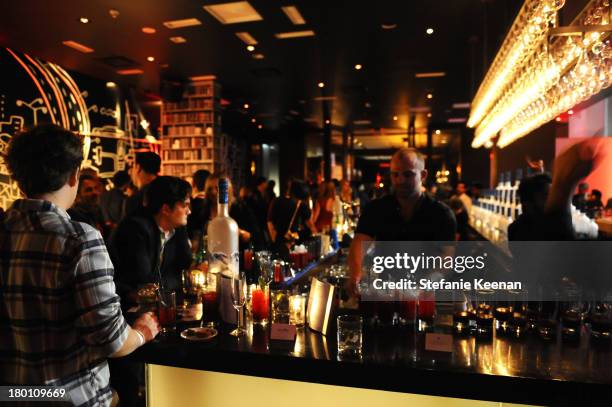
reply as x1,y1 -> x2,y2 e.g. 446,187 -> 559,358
0,47 -> 157,209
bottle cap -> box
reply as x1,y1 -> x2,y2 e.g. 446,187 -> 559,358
218,178 -> 229,204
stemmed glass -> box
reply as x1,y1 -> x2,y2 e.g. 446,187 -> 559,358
230,271 -> 247,337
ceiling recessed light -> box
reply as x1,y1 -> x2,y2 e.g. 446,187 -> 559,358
435,129 -> 441,135
381,23 -> 397,30
393,115 -> 398,121
251,118 -> 256,123
313,96 -> 336,101
244,103 -> 249,109
204,2 -> 263,25
427,93 -> 433,99
275,30 -> 315,39
556,117 -> 562,122
415,72 -> 446,78
365,102 -> 372,108
354,64 -> 362,70
162,18 -> 202,29
246,45 -> 255,52
281,6 -> 306,25
252,53 -> 264,59
426,28 -> 434,35
325,119 -> 330,124
117,68 -> 144,75
235,32 -> 258,45
169,36 -> 187,43
109,9 -> 120,19
62,40 -> 94,53
427,113 -> 432,118
147,56 -> 155,62
106,82 -> 117,88
258,124 -> 263,129
80,17 -> 89,24
142,27 -> 156,34
568,109 -> 574,115
317,82 -> 325,88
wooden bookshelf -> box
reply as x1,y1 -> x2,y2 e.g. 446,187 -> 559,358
160,78 -> 227,178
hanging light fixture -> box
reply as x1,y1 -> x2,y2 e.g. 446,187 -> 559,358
469,0 -> 612,149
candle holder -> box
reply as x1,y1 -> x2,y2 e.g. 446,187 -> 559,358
494,306 -> 512,335
537,318 -> 558,341
476,289 -> 495,313
561,310 -> 582,342
476,313 -> 493,339
182,269 -> 206,306
509,312 -> 527,339
590,314 -> 612,343
271,290 -> 290,324
289,294 -> 307,327
537,300 -> 559,341
453,311 -> 471,336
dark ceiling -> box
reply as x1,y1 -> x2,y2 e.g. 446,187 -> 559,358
0,0 -> 521,140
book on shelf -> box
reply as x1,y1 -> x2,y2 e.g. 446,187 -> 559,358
162,148 -> 214,161
163,112 -> 213,124
160,79 -> 222,179
165,125 -> 203,136
184,82 -> 217,98
161,137 -> 210,150
164,98 -> 214,111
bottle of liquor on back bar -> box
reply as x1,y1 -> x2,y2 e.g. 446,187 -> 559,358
207,177 -> 239,324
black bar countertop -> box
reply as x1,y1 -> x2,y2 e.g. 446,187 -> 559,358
130,314 -> 612,406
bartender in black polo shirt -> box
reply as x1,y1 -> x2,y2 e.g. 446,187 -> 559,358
347,148 -> 457,295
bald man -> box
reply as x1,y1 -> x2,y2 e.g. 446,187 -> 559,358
347,148 -> 457,294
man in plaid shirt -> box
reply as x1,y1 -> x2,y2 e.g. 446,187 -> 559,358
0,124 -> 160,407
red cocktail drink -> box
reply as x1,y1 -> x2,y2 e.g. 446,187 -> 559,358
418,291 -> 436,320
251,288 -> 269,324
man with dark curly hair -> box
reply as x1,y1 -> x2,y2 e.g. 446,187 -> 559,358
111,175 -> 193,304
125,151 -> 161,216
108,175 -> 192,406
0,124 -> 159,407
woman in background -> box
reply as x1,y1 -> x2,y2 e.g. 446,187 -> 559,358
312,181 -> 335,232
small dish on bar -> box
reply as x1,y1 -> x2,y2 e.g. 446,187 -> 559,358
180,327 -> 218,342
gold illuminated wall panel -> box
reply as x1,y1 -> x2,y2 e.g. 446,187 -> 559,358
146,364 -> 538,407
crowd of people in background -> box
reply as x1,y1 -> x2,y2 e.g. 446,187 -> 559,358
423,168 -> 611,243
1,123 -> 610,407
25,148 -> 373,275
572,181 -> 611,219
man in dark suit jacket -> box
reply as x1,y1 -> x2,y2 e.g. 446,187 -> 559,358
110,176 -> 192,308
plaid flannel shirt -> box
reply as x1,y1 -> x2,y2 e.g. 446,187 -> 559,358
0,199 -> 129,407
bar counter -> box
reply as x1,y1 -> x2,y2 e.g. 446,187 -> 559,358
129,315 -> 612,406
